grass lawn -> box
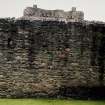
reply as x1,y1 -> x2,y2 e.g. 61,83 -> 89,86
0,99 -> 104,105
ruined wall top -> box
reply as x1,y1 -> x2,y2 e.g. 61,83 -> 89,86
21,4 -> 84,22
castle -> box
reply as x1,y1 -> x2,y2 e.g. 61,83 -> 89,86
21,4 -> 84,22
0,4 -> 105,99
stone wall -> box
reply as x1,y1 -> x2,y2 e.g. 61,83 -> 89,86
0,18 -> 105,99
22,5 -> 84,22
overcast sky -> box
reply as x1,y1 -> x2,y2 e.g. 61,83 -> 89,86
0,0 -> 105,21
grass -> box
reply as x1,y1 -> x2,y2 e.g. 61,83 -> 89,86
0,99 -> 105,105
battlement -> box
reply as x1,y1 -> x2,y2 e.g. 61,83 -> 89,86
21,5 -> 84,22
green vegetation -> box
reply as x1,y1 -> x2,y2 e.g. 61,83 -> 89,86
0,99 -> 104,105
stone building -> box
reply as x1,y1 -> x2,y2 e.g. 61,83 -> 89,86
21,4 -> 84,22
0,4 -> 105,99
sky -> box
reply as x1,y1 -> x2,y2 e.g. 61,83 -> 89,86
0,0 -> 105,22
